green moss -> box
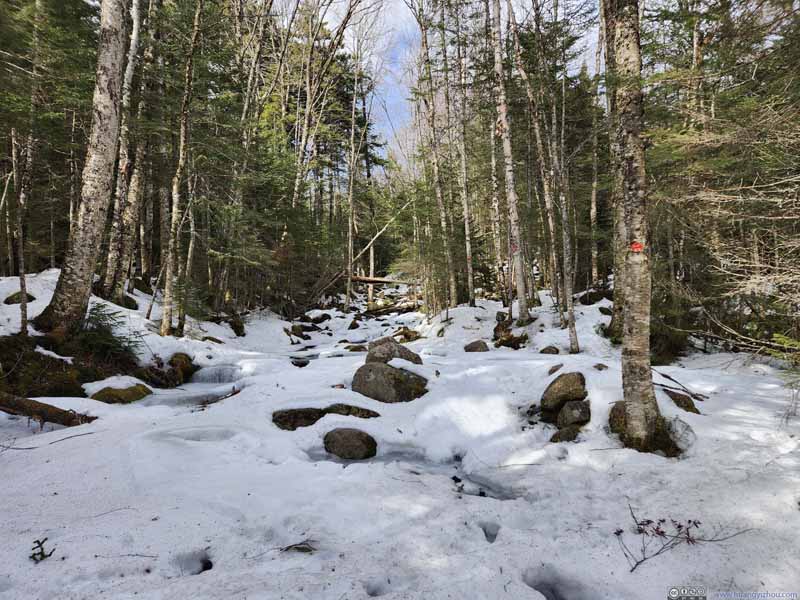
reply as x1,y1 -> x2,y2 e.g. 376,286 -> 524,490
91,383 -> 152,404
3,291 -> 35,305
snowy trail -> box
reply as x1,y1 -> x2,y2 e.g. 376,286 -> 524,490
1,271 -> 799,599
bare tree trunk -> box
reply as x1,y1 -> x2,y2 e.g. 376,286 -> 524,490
490,0 -> 528,322
177,176 -> 196,336
590,23 -> 602,285
345,65 -> 359,311
107,0 -> 159,304
161,0 -> 202,336
415,6 -> 458,307
507,0 -> 561,320
102,0 -> 143,299
615,0 -> 663,451
453,3 -> 475,306
602,0 -> 626,340
489,118 -> 506,303
34,0 -> 127,334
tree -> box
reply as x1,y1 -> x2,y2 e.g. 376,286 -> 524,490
614,0 -> 663,451
34,0 -> 128,334
489,0 -> 529,323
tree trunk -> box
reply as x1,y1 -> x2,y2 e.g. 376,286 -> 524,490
590,23 -> 602,285
34,0 -> 127,334
160,0 -> 202,336
488,118 -> 506,303
0,391 -> 97,428
602,0 -> 627,341
102,0 -> 143,299
490,0 -> 528,323
453,3 -> 475,307
615,0 -> 663,451
417,11 -> 458,308
109,0 -> 160,303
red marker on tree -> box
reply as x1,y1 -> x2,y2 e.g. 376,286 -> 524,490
630,241 -> 644,253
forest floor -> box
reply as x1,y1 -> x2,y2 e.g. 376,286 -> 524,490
0,269 -> 799,600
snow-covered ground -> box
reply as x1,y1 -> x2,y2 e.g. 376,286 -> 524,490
1,271 -> 799,599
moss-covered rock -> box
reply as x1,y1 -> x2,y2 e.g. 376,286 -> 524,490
91,383 -> 152,404
607,400 -> 682,457
608,401 -> 626,435
3,291 -> 35,305
168,352 -> 197,382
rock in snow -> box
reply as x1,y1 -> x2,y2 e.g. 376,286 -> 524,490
463,340 -> 489,352
540,372 -> 588,422
365,336 -> 423,365
352,362 -> 428,403
324,428 -> 377,460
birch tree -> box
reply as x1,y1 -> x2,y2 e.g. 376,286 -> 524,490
614,0 -> 664,451
34,0 -> 128,333
490,0 -> 528,323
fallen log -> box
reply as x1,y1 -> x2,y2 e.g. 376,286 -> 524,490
0,392 -> 97,428
350,275 -> 417,286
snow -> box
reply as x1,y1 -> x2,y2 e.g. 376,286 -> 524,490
1,272 -> 799,599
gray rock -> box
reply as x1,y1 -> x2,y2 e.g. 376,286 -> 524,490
366,336 -> 422,365
464,340 -> 490,353
548,363 -> 564,376
540,345 -> 560,355
664,389 -> 700,414
273,404 -> 380,431
324,428 -> 377,460
540,372 -> 587,415
608,401 -> 626,435
550,424 -> 582,443
556,400 -> 591,428
352,362 -> 427,403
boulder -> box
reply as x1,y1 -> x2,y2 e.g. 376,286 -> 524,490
598,306 -> 613,316
310,313 -> 331,325
393,326 -> 421,343
272,404 -> 380,430
540,372 -> 587,416
664,389 -> 700,414
91,383 -> 152,404
291,358 -> 310,368
548,364 -> 563,376
550,425 -> 582,443
352,363 -> 427,403
3,291 -> 35,305
464,340 -> 489,353
366,336 -> 422,365
169,352 -> 197,382
540,345 -> 560,355
348,319 -> 360,330
608,401 -> 626,435
345,344 -> 367,352
324,428 -> 377,460
556,400 -> 591,428
495,311 -> 508,323
606,402 -> 683,457
494,332 -> 528,350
